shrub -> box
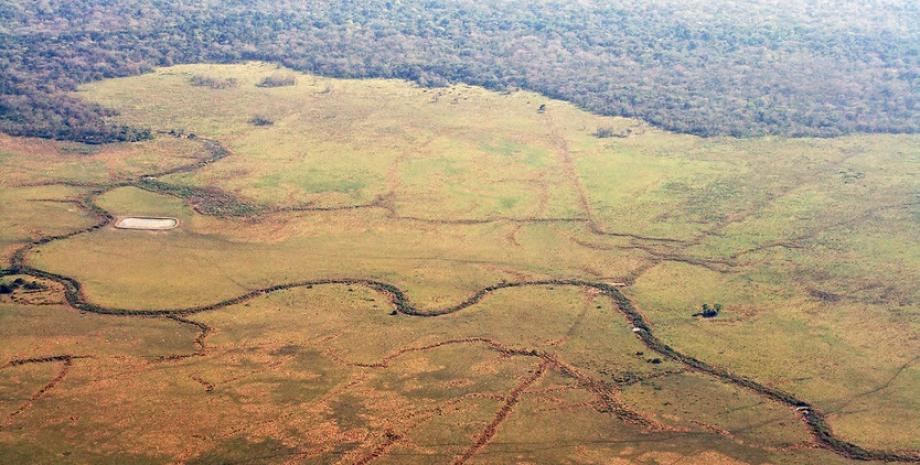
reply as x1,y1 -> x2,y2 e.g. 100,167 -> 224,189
248,116 -> 274,126
23,281 -> 46,291
594,126 -> 630,138
256,74 -> 297,88
189,75 -> 239,89
595,127 -> 614,138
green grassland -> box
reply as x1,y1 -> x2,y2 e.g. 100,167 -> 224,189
0,62 -> 918,465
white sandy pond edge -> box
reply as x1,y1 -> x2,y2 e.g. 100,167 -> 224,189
114,216 -> 179,230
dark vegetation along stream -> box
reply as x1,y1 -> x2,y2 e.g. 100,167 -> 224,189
1,136 -> 918,463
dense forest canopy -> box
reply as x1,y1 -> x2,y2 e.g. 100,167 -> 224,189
0,0 -> 918,142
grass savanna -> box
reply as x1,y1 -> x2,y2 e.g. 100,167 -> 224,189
0,63 -> 917,465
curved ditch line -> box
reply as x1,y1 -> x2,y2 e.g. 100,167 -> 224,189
8,136 -> 229,191
7,265 -> 920,462
2,267 -> 917,459
9,188 -> 116,272
142,136 -> 232,178
3,137 -> 918,463
157,315 -> 212,361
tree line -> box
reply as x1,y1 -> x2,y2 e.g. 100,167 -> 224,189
0,0 -> 917,143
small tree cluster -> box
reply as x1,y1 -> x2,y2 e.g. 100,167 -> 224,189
693,303 -> 723,318
0,278 -> 45,294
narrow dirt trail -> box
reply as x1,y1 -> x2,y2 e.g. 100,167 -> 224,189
1,136 -> 918,463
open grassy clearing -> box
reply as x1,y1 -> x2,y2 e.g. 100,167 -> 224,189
0,63 -> 918,464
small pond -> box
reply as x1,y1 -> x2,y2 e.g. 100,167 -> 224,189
114,217 -> 179,230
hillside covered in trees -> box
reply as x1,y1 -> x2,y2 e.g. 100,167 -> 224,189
1,0 -> 918,142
